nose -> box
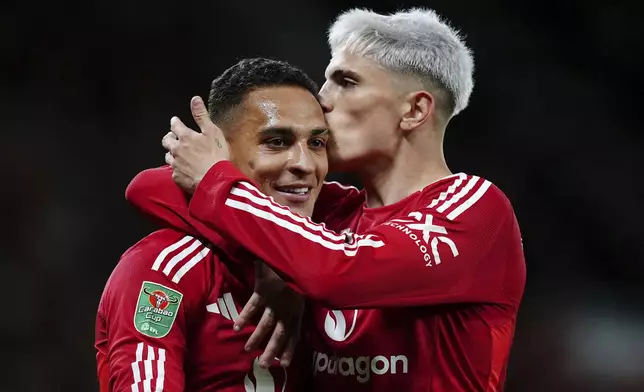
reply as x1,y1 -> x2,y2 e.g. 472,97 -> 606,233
318,83 -> 333,113
288,142 -> 315,175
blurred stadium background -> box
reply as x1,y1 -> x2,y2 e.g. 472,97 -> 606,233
2,0 -> 643,390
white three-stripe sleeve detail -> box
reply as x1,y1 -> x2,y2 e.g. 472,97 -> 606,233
427,173 -> 467,208
230,185 -> 345,243
161,239 -> 202,275
436,176 -> 480,213
171,246 -> 210,283
224,199 -> 384,255
130,344 -> 166,392
446,180 -> 492,220
235,181 -> 382,251
151,236 -> 193,271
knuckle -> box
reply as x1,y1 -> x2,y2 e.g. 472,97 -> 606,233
262,317 -> 276,329
259,319 -> 271,330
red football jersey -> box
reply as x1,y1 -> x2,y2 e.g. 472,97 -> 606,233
95,167 -> 302,392
183,161 -> 526,392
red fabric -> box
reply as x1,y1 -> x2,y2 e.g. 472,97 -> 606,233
95,167 -> 304,391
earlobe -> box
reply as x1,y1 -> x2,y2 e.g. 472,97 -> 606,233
400,118 -> 414,131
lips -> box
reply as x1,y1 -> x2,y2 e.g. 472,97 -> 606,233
274,185 -> 313,203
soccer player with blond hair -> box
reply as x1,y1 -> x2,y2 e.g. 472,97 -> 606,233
158,8 -> 526,391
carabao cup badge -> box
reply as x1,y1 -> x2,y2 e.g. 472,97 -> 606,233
134,281 -> 183,338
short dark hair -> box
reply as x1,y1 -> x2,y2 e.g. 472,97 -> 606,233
208,58 -> 319,129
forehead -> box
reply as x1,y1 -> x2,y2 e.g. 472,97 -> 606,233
325,50 -> 389,80
243,86 -> 326,130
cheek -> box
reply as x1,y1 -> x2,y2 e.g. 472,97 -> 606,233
347,92 -> 391,123
315,154 -> 329,177
248,154 -> 284,181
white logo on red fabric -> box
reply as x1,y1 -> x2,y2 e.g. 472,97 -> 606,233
392,211 -> 446,243
206,292 -> 240,322
244,357 -> 287,392
324,310 -> 359,342
313,351 -> 409,383
387,212 -> 459,266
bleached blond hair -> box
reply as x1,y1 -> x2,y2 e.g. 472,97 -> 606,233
328,8 -> 474,117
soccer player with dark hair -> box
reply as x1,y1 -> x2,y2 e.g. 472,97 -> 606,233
159,8 -> 526,392
95,58 -> 328,391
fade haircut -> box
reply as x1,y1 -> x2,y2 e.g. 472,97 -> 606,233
208,58 -> 319,131
328,8 -> 474,118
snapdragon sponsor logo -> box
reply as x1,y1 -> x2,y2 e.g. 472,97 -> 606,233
244,357 -> 287,392
324,309 -> 359,342
312,351 -> 408,383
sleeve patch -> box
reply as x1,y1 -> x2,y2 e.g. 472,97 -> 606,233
133,281 -> 183,338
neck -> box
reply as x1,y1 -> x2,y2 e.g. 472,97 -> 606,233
359,131 -> 451,208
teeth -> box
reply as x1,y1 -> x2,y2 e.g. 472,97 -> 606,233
278,187 -> 309,195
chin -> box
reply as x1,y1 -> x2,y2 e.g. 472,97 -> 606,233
290,205 -> 314,217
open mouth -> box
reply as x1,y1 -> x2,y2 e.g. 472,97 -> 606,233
274,186 -> 312,203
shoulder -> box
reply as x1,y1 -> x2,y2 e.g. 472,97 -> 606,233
318,181 -> 361,204
313,181 -> 364,223
104,229 -> 215,303
418,173 -> 514,222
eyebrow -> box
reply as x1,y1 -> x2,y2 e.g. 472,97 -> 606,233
258,127 -> 294,137
258,127 -> 329,137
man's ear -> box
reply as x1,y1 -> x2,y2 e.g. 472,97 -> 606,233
400,91 -> 434,133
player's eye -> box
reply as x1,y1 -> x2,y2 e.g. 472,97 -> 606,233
266,138 -> 286,148
309,138 -> 327,149
332,73 -> 357,88
338,77 -> 357,88
343,78 -> 357,87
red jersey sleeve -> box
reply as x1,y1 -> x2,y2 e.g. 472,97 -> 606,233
125,165 -> 239,256
96,231 -> 212,392
188,162 -> 525,309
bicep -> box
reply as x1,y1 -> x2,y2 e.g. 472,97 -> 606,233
105,279 -> 189,391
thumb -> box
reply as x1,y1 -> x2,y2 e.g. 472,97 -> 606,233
190,96 -> 216,135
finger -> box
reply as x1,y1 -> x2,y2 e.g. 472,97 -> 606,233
164,152 -> 174,166
162,132 -> 179,152
244,307 -> 276,352
259,321 -> 287,369
234,292 -> 264,332
189,96 -> 215,134
169,116 -> 191,138
278,334 -> 299,368
280,304 -> 303,367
